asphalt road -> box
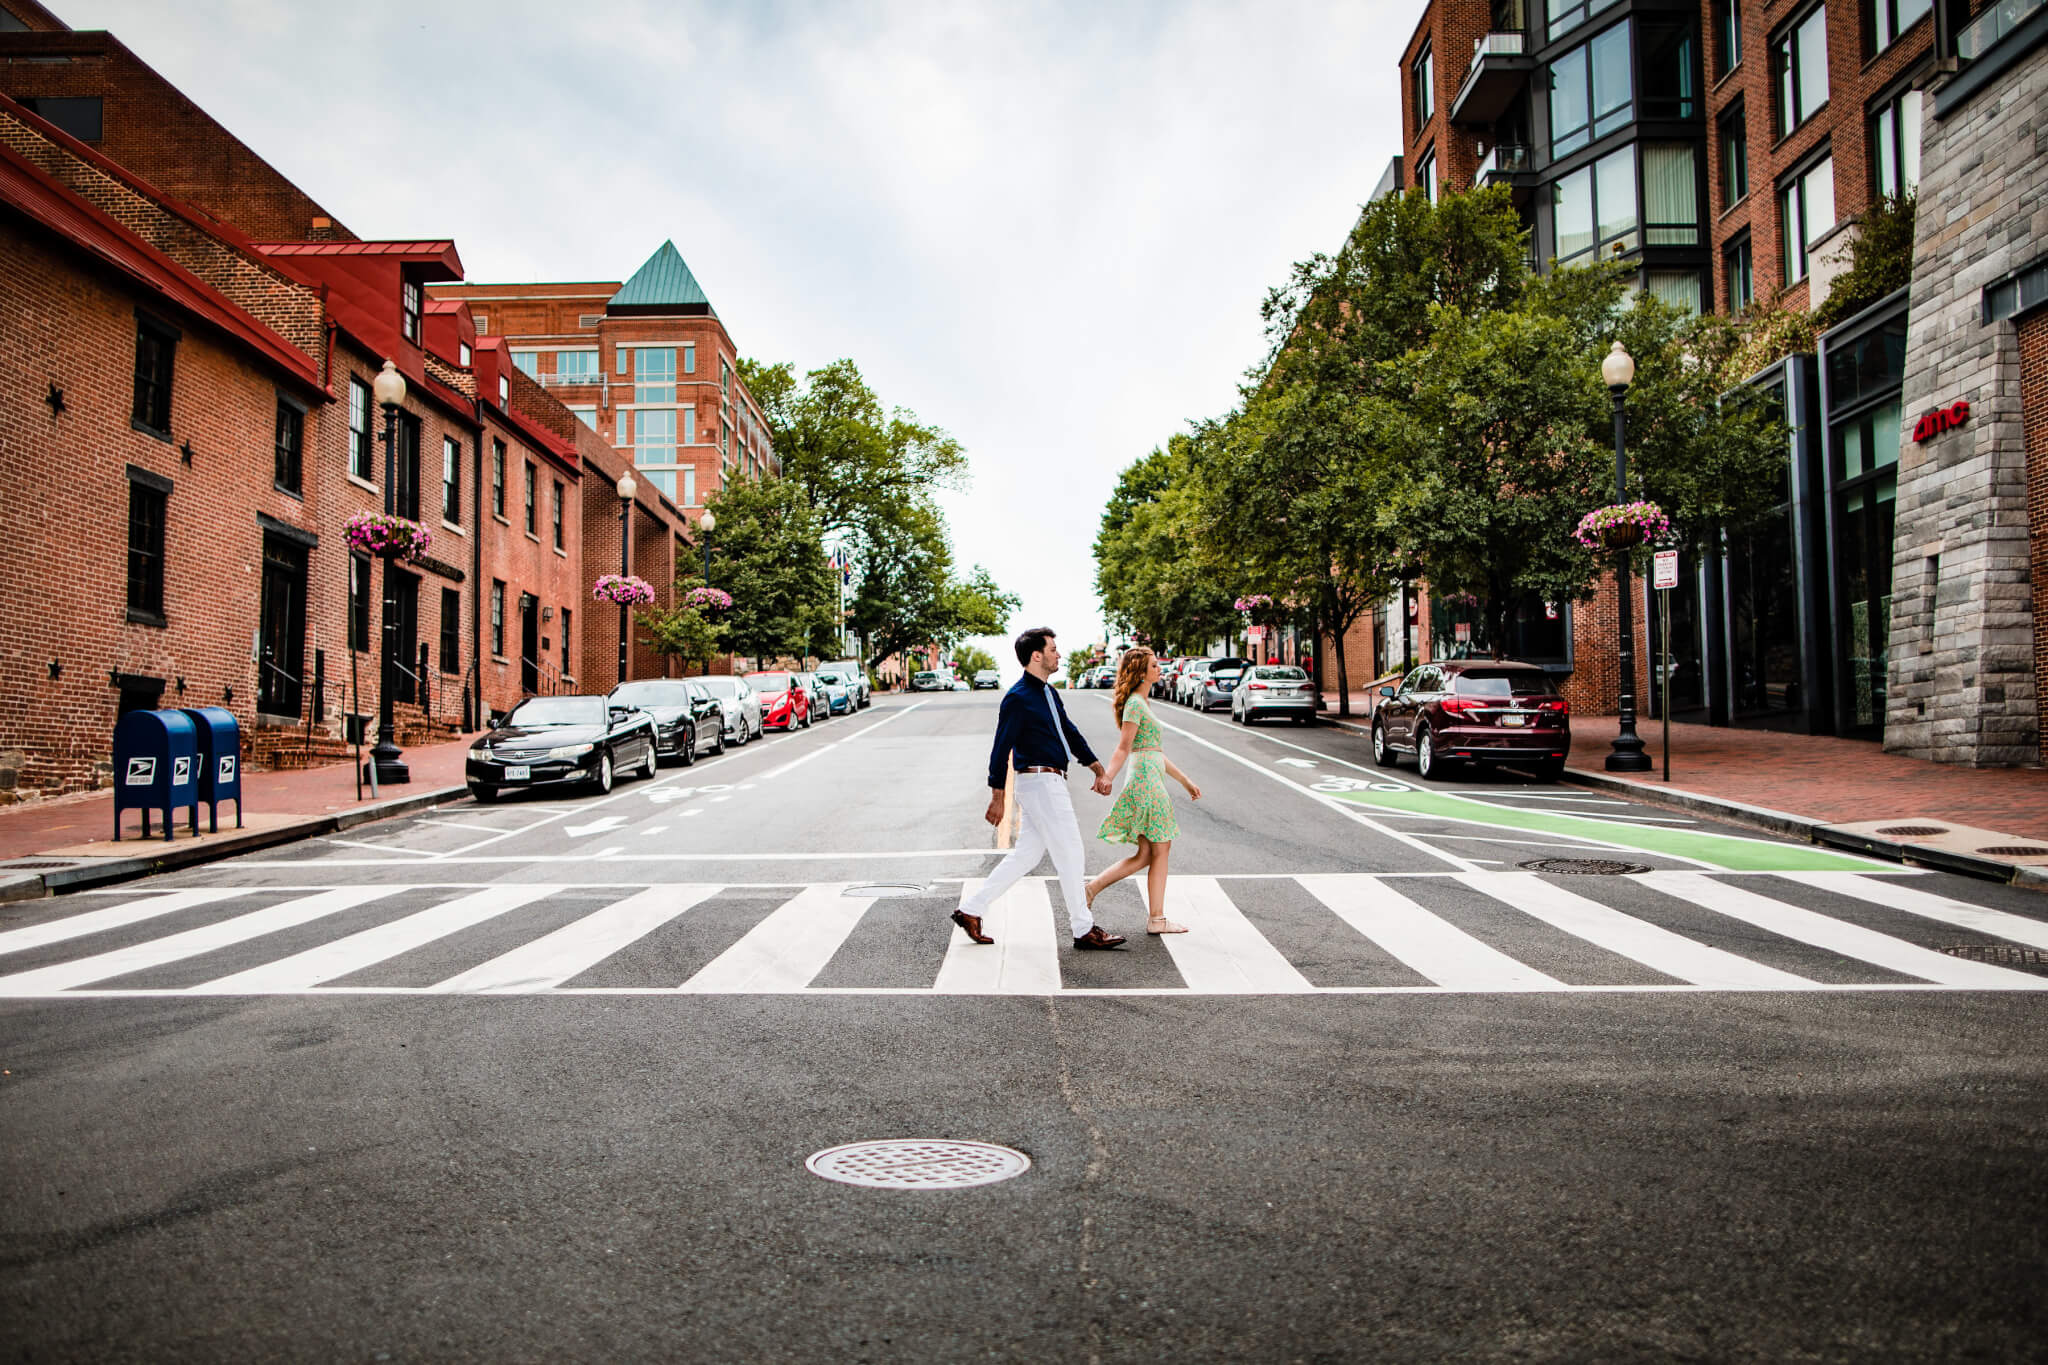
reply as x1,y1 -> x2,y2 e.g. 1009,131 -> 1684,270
3,689 -> 2046,1362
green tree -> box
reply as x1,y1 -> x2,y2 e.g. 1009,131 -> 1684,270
638,578 -> 726,675
702,475 -> 836,663
847,505 -> 1020,669
953,644 -> 997,678
1093,437 -> 1237,654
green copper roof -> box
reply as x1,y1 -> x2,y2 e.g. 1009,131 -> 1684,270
608,240 -> 712,312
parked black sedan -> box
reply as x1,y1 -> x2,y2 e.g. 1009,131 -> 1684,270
609,679 -> 725,765
467,694 -> 659,801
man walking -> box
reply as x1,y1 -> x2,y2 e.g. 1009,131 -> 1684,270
952,627 -> 1127,951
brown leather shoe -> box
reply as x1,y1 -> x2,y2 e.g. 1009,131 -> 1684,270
1073,926 -> 1128,950
950,909 -> 993,944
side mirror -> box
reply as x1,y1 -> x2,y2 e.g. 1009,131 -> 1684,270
1378,685 -> 1395,698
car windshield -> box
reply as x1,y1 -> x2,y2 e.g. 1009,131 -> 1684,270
1454,670 -> 1558,696
747,672 -> 793,692
1253,666 -> 1306,681
1210,667 -> 1244,679
505,696 -> 606,727
916,672 -> 944,683
611,682 -> 694,708
697,678 -> 741,699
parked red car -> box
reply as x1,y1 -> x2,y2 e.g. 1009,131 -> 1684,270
1371,660 -> 1570,781
745,670 -> 812,731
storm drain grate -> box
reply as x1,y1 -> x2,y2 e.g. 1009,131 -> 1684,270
1517,857 -> 1651,876
844,882 -> 932,898
1875,825 -> 1948,837
1973,845 -> 2048,858
1939,944 -> 2048,975
0,861 -> 75,870
806,1140 -> 1031,1190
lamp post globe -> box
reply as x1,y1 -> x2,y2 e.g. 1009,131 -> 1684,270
368,358 -> 411,786
1602,341 -> 1651,772
616,472 -> 636,686
699,508 -> 716,584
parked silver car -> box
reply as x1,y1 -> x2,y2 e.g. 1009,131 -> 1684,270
813,667 -> 857,715
1194,664 -> 1247,711
824,659 -> 871,708
693,675 -> 764,744
1230,665 -> 1315,725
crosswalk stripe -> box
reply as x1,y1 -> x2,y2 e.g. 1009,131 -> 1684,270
189,885 -> 564,993
1160,877 -> 1315,993
0,888 -> 252,958
1642,872 -> 2048,989
0,887 -> 400,995
678,884 -> 872,992
933,878 -> 1062,994
1300,875 -> 1566,991
1780,872 -> 2048,952
1467,872 -> 1815,990
429,885 -> 720,992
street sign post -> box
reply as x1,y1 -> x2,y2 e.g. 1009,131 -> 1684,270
1652,550 -> 1678,781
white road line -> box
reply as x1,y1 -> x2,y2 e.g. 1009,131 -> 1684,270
1467,872 -> 1814,989
933,877 -> 1062,994
417,820 -> 515,834
0,886 -> 400,995
431,885 -> 720,992
0,888 -> 253,958
1159,876 -> 1315,993
248,848 -> 1002,867
325,838 -> 439,856
1301,874 -> 1565,991
1780,872 -> 2048,952
679,884 -> 871,992
190,885 -> 562,993
1642,872 -> 2048,990
759,702 -> 927,781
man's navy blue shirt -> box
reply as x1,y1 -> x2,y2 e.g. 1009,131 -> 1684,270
986,672 -> 1098,790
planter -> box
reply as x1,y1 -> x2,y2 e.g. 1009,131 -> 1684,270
593,574 -> 656,607
1599,525 -> 1647,551
1573,501 -> 1670,552
345,512 -> 431,562
684,587 -> 733,614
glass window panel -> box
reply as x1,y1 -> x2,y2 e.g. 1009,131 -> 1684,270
1719,109 -> 1748,202
1554,165 -> 1594,260
1874,105 -> 1900,197
1899,92 -> 1921,191
512,350 -> 538,377
556,351 -> 598,380
1803,156 -> 1835,249
1549,46 -> 1590,155
1795,9 -> 1828,121
684,406 -> 697,444
1781,180 -> 1807,282
1592,24 -> 1633,134
1725,237 -> 1754,309
1645,143 -> 1699,244
635,347 -> 676,403
1595,147 -> 1638,247
1645,269 -> 1702,313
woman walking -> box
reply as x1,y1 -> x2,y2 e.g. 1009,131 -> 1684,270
1086,648 -> 1201,934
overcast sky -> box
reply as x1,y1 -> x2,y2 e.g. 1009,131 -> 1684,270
69,0 -> 1407,676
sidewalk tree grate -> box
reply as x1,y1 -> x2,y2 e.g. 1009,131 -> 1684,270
844,882 -> 932,898
1517,858 -> 1650,876
1875,825 -> 1948,837
1973,845 -> 2048,857
1939,944 -> 2048,975
806,1139 -> 1031,1190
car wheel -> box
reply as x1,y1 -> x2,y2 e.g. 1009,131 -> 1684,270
470,784 -> 497,804
711,722 -> 726,756
635,743 -> 656,780
679,724 -> 698,766
1416,726 -> 1456,780
592,751 -> 614,795
753,719 -> 765,741
1372,721 -> 1395,767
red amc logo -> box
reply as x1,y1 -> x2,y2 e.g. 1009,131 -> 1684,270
1912,399 -> 1970,443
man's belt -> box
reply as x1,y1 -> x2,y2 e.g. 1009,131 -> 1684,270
1016,765 -> 1067,775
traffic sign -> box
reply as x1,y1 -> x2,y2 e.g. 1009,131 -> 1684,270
1653,549 -> 1679,590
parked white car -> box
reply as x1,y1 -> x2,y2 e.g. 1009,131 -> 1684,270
692,675 -> 764,744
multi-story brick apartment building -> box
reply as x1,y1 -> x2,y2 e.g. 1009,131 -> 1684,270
433,241 -> 780,521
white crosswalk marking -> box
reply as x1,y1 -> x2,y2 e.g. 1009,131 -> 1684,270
1301,875 -> 1564,991
1641,872 -> 2047,989
934,879 -> 1062,994
190,885 -> 563,993
431,885 -> 719,992
1465,872 -> 1815,990
1159,877 -> 1314,993
0,886 -> 399,996
679,884 -> 872,992
4,873 -> 2045,997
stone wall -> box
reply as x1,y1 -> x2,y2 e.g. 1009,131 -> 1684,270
1888,51 -> 2048,764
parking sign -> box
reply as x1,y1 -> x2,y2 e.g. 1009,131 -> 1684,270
1653,549 -> 1679,590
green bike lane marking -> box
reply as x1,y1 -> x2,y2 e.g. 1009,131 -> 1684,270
1329,787 -> 1875,872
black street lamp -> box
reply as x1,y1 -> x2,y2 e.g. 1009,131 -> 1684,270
699,508 -> 716,585
616,471 -> 636,686
1602,341 -> 1652,773
368,359 -> 411,786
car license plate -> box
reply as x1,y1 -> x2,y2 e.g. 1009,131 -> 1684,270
1501,714 -> 1526,728
504,765 -> 531,781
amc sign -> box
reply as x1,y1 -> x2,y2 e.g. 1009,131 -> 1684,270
1911,399 -> 1970,444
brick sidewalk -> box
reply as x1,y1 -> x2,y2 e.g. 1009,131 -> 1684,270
0,736 -> 478,862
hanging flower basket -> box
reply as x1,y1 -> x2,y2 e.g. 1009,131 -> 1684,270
346,512 -> 431,562
685,586 -> 733,614
1573,501 -> 1670,552
592,574 -> 656,607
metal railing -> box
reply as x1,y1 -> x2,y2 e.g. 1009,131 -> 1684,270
1467,29 -> 1525,74
535,370 -> 602,388
1479,142 -> 1532,176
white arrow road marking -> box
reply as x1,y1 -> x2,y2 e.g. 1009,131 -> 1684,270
564,816 -> 628,838
646,788 -> 694,804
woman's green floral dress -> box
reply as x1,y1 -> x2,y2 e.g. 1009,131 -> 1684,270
1097,694 -> 1180,845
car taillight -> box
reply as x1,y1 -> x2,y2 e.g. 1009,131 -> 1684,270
1247,682 -> 1269,691
1438,697 -> 1484,714
1538,698 -> 1569,712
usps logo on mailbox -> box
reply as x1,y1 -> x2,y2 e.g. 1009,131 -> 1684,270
125,756 -> 156,786
219,756 -> 237,784
172,756 -> 192,786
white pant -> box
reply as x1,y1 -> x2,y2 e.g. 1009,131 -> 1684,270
960,772 -> 1092,939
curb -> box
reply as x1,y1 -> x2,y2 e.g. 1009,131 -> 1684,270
0,784 -> 468,903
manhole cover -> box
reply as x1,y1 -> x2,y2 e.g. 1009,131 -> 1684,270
1875,825 -> 1948,837
1517,857 -> 1651,875
1940,944 -> 2048,975
843,882 -> 932,898
806,1139 -> 1030,1190
0,861 -> 74,871
1974,845 -> 2048,857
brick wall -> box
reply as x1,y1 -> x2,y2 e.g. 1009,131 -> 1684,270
1401,0 -> 1489,197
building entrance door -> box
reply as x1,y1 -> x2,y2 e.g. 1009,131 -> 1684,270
257,533 -> 307,717
386,570 -> 420,705
520,594 -> 540,695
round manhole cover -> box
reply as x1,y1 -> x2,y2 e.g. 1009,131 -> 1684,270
844,882 -> 933,898
1517,857 -> 1651,875
1940,944 -> 2048,974
1974,845 -> 2048,857
1875,825 -> 1948,837
806,1140 -> 1031,1190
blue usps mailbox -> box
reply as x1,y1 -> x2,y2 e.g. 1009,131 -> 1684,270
111,708 -> 200,842
180,706 -> 243,833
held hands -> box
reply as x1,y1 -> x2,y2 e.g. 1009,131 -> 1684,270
1090,766 -> 1113,797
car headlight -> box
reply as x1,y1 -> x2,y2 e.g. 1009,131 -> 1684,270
547,743 -> 594,760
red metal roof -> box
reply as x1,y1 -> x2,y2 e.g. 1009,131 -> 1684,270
261,239 -> 463,277
0,138 -> 320,389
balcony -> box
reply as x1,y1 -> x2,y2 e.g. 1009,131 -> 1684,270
1478,142 -> 1537,204
1449,31 -> 1533,128
536,370 -> 601,388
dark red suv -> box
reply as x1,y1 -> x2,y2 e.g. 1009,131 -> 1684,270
1371,660 -> 1571,781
